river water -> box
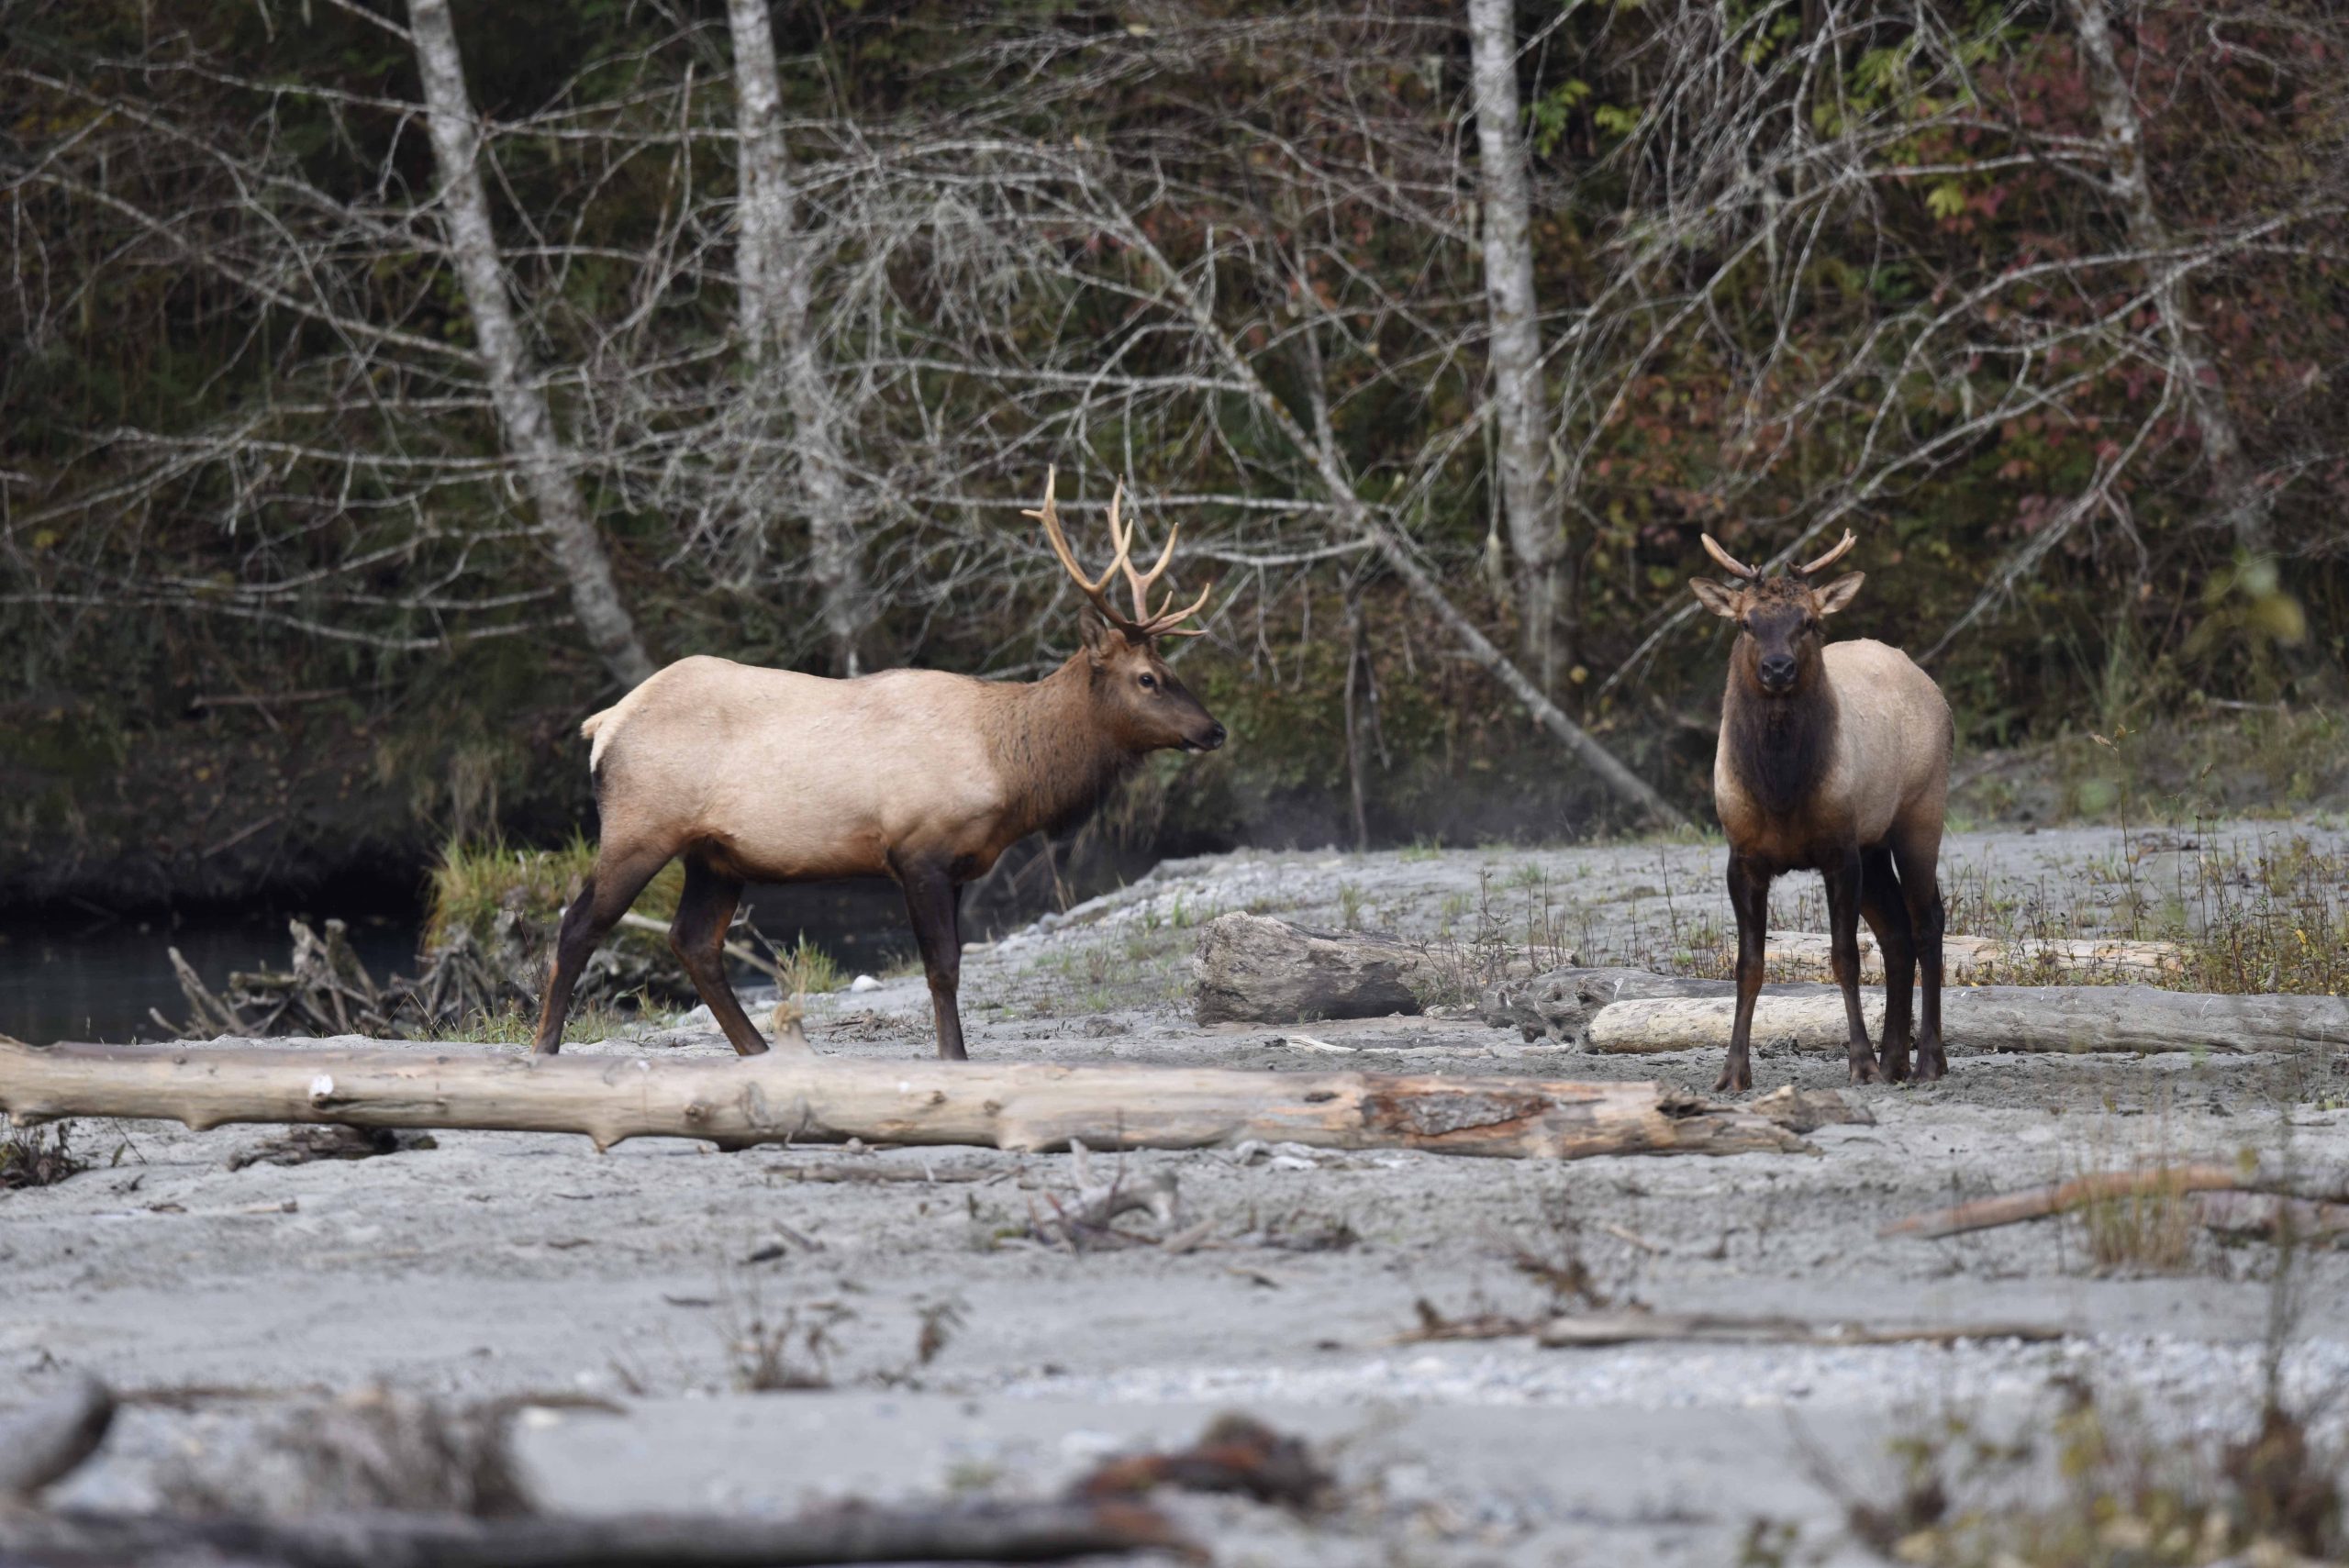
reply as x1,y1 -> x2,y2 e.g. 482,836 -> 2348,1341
0,875 -> 998,1046
0,914 -> 424,1046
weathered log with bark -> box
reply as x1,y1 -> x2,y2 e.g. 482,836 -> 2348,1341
0,1038 -> 1847,1160
1194,913 -> 1433,1024
1194,912 -> 1569,1026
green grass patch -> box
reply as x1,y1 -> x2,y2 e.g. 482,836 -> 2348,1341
424,835 -> 682,973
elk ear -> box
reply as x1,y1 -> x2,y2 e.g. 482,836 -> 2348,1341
1813,572 -> 1865,617
1689,578 -> 1742,620
1078,604 -> 1120,662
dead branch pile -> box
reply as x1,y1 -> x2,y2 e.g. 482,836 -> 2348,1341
154,906 -> 748,1042
157,917 -> 530,1041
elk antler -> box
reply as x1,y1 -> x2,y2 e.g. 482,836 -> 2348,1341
1024,468 -> 1214,639
1795,529 -> 1857,577
1699,534 -> 1759,580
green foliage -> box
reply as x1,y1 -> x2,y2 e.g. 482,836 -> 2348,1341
424,837 -> 679,955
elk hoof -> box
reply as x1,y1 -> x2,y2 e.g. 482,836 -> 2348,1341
1879,1050 -> 1912,1084
1713,1062 -> 1753,1094
1914,1049 -> 1948,1083
1846,1057 -> 1886,1085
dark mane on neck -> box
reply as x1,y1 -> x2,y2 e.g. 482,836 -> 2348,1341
1723,655 -> 1834,821
982,656 -> 1139,840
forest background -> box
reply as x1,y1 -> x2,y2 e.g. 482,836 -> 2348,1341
3,0 -> 2343,917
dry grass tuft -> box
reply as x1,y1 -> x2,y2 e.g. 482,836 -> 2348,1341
0,1121 -> 87,1192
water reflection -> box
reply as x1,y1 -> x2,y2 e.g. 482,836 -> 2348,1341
0,915 -> 418,1046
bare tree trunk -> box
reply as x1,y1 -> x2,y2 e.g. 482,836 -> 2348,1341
2068,0 -> 2270,561
728,0 -> 869,675
1342,586 -> 1372,851
406,0 -> 653,691
1466,0 -> 1568,688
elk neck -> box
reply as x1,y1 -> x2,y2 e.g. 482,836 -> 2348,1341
1722,640 -> 1836,823
981,653 -> 1141,840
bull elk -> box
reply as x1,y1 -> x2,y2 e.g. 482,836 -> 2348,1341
1689,530 -> 1954,1092
533,470 -> 1224,1061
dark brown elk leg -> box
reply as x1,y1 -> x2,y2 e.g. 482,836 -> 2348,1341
895,858 -> 967,1062
669,856 -> 767,1057
1892,828 -> 1948,1081
532,844 -> 673,1055
1858,847 -> 1916,1083
1824,847 -> 1885,1084
1718,854 -> 1772,1093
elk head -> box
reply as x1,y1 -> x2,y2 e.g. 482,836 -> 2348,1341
1026,469 -> 1226,753
1689,530 -> 1865,696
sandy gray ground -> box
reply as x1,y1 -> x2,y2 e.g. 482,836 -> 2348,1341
5,819 -> 2347,1565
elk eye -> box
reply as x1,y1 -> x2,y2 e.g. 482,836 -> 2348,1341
1138,673 -> 1157,690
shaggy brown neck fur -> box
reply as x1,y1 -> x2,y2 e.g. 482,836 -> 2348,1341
983,655 -> 1142,840
1722,639 -> 1835,822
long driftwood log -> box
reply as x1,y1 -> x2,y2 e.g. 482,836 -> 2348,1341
0,1039 -> 1841,1160
1762,932 -> 2182,984
1486,969 -> 2349,1056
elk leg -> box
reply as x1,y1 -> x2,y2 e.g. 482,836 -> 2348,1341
1719,855 -> 1771,1094
532,844 -> 673,1055
1824,847 -> 1885,1084
1891,828 -> 1948,1081
1858,848 -> 1916,1083
669,857 -> 767,1058
896,860 -> 967,1062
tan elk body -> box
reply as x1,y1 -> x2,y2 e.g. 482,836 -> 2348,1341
534,472 -> 1223,1061
1690,531 -> 1954,1091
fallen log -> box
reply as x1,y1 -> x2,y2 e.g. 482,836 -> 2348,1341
1535,1311 -> 2066,1350
1387,1306 -> 2061,1348
1764,932 -> 2182,984
0,1375 -> 114,1504
0,1500 -> 1191,1568
0,1038 -> 1849,1160
1579,984 -> 2349,1058
0,1375 -> 1193,1567
1880,1162 -> 2349,1240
